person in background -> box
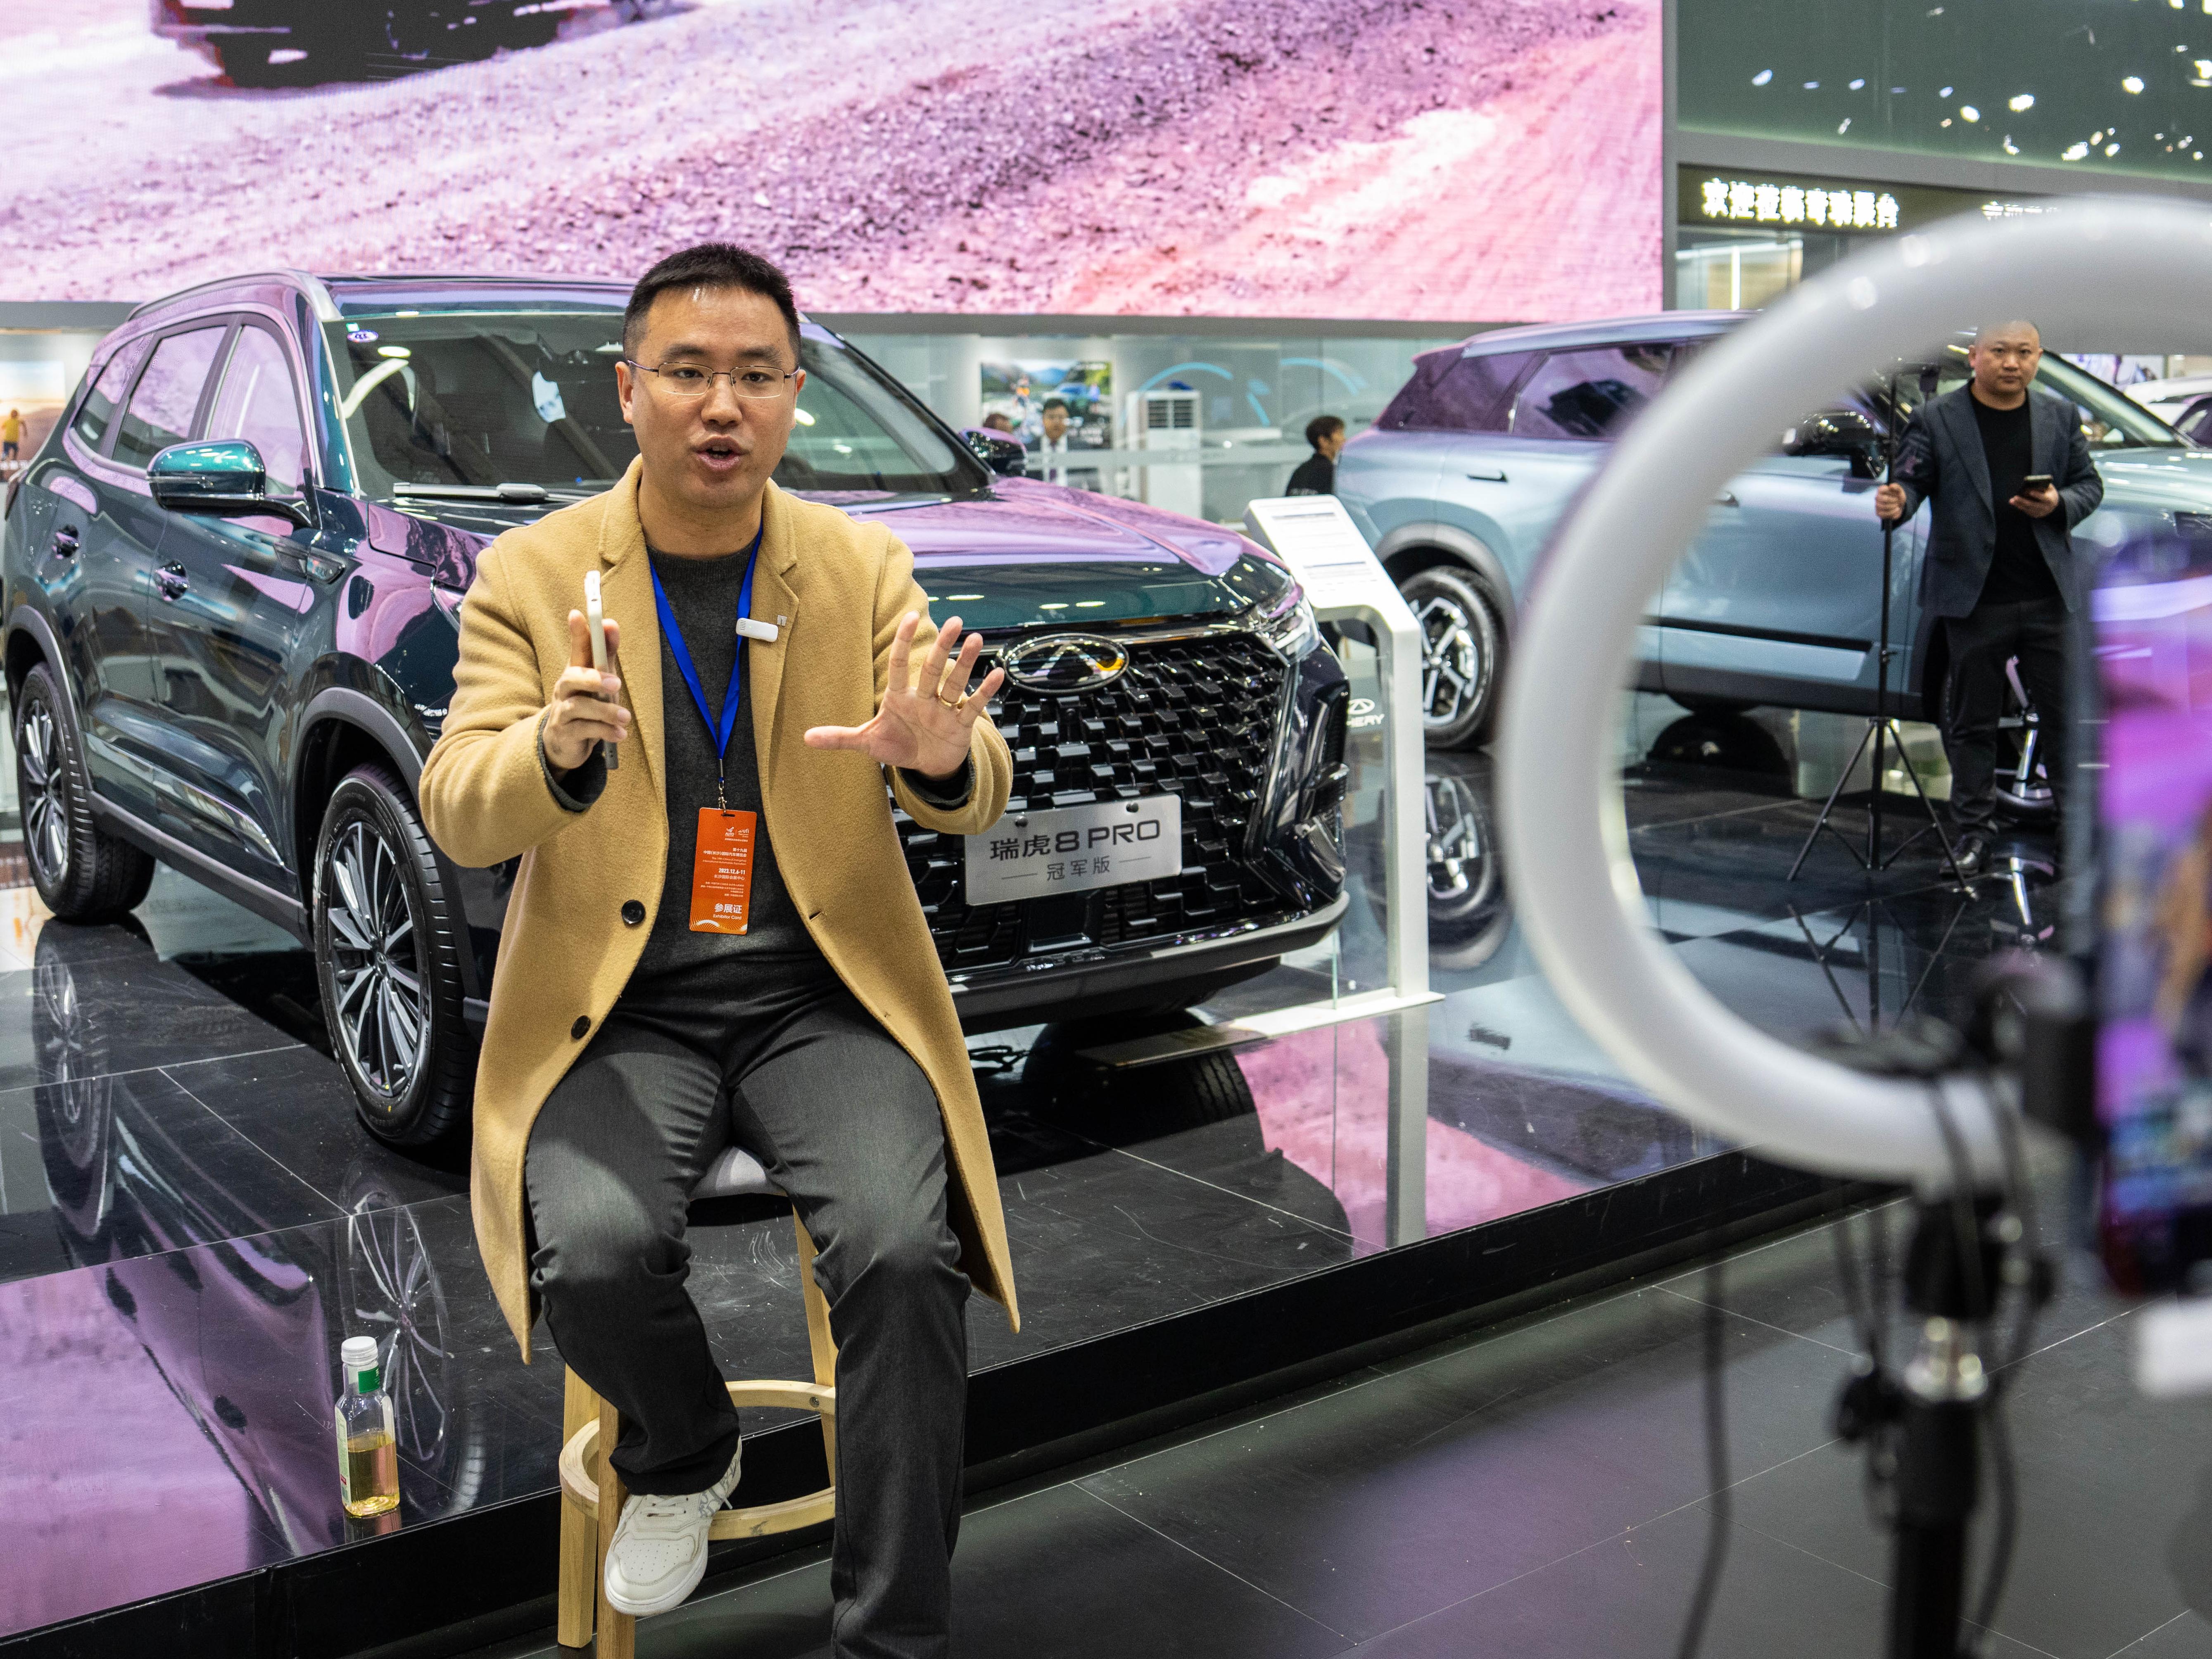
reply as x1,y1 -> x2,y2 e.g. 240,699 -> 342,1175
1032,397 -> 1072,485
0,408 -> 22,470
1288,414 -> 1346,495
1875,318 -> 2103,876
979,411 -> 1015,434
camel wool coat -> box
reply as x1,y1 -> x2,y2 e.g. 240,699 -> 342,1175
419,464 -> 1017,1360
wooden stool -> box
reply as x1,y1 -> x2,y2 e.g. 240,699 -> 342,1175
555,1149 -> 838,1657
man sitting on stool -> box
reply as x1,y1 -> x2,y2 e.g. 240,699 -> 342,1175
1875,318 -> 2102,875
420,244 -> 1017,1657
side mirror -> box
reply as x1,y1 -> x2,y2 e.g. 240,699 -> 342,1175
1782,410 -> 1883,480
962,428 -> 1029,478
149,440 -> 313,529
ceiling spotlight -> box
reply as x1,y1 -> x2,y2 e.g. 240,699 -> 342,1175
2010,93 -> 2035,111
2108,140 -> 2123,153
2197,58 -> 2212,76
1960,105 -> 1980,121
2065,140 -> 2091,158
1753,69 -> 1773,86
2125,75 -> 2147,93
1850,78 -> 1866,90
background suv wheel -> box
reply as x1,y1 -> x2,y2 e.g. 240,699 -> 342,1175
13,664 -> 154,922
1995,659 -> 2056,824
313,765 -> 473,1146
1397,566 -> 1503,750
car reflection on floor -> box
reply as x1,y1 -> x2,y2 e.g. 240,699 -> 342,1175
21,918 -> 477,1566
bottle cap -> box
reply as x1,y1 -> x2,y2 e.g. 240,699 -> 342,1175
341,1336 -> 378,1367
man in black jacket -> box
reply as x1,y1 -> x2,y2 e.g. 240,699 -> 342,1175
1287,414 -> 1345,495
1875,320 -> 2102,875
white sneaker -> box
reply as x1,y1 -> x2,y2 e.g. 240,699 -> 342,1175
602,1444 -> 744,1616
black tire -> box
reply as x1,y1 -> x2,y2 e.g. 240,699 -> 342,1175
1397,565 -> 1504,751
1669,694 -> 1757,716
14,663 -> 155,922
1022,1012 -> 1257,1140
312,764 -> 474,1146
496,10 -> 563,50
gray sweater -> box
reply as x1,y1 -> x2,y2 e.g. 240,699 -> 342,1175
542,544 -> 970,995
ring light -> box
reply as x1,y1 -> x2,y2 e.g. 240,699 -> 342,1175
1498,196 -> 2212,1188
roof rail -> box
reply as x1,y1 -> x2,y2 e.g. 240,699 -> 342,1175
314,270 -> 626,283
126,268 -> 342,325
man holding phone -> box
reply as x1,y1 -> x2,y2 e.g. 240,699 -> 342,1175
420,244 -> 1015,1657
1876,318 -> 2102,874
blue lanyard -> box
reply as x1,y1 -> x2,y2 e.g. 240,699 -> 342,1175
649,524 -> 763,810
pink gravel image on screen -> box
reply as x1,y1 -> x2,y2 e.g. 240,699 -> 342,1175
0,0 -> 1660,322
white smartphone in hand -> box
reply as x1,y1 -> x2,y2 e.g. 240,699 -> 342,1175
582,570 -> 618,769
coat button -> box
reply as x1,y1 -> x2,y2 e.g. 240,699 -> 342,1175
570,1016 -> 590,1040
621,899 -> 645,926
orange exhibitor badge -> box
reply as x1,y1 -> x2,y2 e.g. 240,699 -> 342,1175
689,808 -> 756,933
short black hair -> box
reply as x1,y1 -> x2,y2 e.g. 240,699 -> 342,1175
1305,414 -> 1346,448
1041,398 -> 1070,414
623,243 -> 803,363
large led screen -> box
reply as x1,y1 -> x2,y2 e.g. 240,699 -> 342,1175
1,0 -> 1661,322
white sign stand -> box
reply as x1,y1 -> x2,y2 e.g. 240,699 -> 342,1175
1243,495 -> 1441,1246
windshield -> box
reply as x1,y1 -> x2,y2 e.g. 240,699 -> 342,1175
1886,343 -> 2186,450
322,311 -> 988,499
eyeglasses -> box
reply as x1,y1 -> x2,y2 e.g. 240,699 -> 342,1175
623,359 -> 799,402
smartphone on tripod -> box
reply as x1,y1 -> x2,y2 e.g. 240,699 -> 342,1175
2093,525 -> 2212,1293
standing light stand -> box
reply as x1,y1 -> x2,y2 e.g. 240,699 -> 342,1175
1846,1191 -> 2005,1659
1788,366 -> 1971,892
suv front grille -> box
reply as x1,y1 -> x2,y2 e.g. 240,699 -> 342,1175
896,632 -> 1294,972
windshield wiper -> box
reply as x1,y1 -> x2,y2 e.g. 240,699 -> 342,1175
392,481 -> 585,505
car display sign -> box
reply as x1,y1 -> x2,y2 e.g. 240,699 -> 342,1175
964,795 -> 1181,905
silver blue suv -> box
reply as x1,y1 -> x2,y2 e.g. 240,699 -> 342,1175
1339,311 -> 2212,752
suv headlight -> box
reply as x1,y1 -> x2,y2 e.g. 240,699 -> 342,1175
1253,586 -> 1320,660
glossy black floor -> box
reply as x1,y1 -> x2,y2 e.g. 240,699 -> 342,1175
0,699 -> 2093,1653
466,1172 -> 2212,1659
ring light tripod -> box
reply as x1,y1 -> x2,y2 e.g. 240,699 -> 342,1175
1500,197 -> 2212,1658
1787,364 -> 1971,892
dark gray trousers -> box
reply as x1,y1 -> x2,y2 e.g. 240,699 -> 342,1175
524,979 -> 970,1659
1941,594 -> 2072,833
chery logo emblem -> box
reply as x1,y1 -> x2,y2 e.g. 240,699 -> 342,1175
1000,634 -> 1129,692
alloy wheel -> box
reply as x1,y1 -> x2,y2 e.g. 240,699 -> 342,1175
1425,771 -> 1499,918
323,819 -> 429,1101
19,700 -> 69,890
1414,595 -> 1483,729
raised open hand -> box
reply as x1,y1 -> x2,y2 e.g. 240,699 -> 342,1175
803,612 -> 1004,777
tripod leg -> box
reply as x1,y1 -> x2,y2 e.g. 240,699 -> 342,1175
1889,1519 -> 1972,1659
1878,722 -> 1972,888
1789,720 -> 1879,882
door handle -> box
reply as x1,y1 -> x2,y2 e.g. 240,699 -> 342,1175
1713,492 -> 1740,508
48,525 -> 78,560
1465,469 -> 1509,483
154,562 -> 189,601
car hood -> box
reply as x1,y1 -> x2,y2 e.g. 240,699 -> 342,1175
369,478 -> 1293,635
2074,448 -> 2212,546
